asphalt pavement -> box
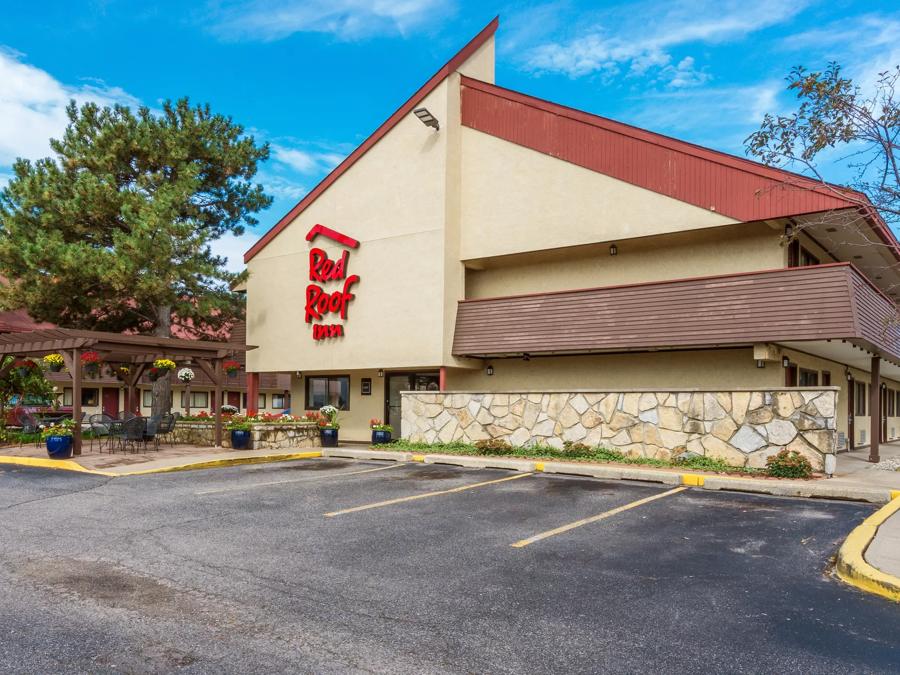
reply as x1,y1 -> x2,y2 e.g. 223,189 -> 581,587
0,459 -> 896,674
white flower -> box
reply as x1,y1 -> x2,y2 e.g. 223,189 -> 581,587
177,368 -> 195,383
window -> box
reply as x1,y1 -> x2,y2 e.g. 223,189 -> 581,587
81,388 -> 99,407
63,388 -> 73,406
271,393 -> 286,409
821,371 -> 831,387
788,240 -> 821,267
241,393 -> 267,409
889,391 -> 896,417
305,376 -> 349,410
854,382 -> 867,416
180,391 -> 209,408
798,368 -> 818,387
142,390 -> 153,407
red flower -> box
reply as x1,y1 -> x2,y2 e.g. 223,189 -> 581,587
80,351 -> 101,364
223,360 -> 241,374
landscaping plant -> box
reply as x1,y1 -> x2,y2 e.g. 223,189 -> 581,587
765,450 -> 814,479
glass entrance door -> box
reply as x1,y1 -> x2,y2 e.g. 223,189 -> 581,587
385,372 -> 440,437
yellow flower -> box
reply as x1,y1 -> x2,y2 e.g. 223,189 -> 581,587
153,358 -> 177,371
43,353 -> 65,366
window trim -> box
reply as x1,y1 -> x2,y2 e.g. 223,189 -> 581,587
304,375 -> 351,411
798,367 -> 819,387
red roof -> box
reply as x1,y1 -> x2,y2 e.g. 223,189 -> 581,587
244,17 -> 500,263
0,309 -> 54,334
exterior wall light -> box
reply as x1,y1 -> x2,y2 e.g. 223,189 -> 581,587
413,107 -> 440,130
377,369 -> 384,377
846,369 -> 853,381
296,371 -> 303,379
784,223 -> 794,238
522,353 -> 531,362
756,359 -> 765,369
486,364 -> 494,376
609,243 -> 618,256
782,356 -> 790,368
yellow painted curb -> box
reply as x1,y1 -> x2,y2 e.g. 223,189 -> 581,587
681,473 -> 705,486
0,455 -> 111,475
835,495 -> 900,602
0,451 -> 324,478
892,490 -> 900,501
534,461 -> 545,472
411,454 -> 426,463
113,451 -> 323,476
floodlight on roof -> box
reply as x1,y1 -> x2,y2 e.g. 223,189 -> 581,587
413,107 -> 440,131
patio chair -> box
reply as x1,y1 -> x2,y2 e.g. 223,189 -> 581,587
143,415 -> 162,451
118,410 -> 137,421
121,416 -> 146,453
106,419 -> 126,453
14,409 -> 42,447
157,413 -> 177,446
89,413 -> 115,453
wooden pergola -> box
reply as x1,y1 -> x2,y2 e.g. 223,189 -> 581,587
0,329 -> 254,455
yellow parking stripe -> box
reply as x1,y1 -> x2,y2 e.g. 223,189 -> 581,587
196,462 -> 407,495
325,471 -> 533,517
511,486 -> 688,548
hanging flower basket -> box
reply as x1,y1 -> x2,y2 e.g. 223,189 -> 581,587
81,351 -> 101,377
43,353 -> 65,372
114,365 -> 130,382
147,367 -> 162,382
177,367 -> 195,383
223,360 -> 241,378
13,358 -> 39,379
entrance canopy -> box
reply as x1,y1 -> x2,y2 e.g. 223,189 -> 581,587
0,328 -> 254,455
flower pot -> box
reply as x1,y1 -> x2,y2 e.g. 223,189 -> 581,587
46,435 -> 73,459
227,370 -> 238,379
15,367 -> 30,378
371,429 -> 392,444
84,363 -> 100,377
230,429 -> 251,450
320,427 -> 339,447
48,363 -> 63,372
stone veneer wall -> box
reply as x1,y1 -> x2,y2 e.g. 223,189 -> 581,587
401,390 -> 838,470
173,421 -> 320,450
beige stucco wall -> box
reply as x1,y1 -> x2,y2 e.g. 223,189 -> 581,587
465,221 -> 784,298
446,348 -> 780,391
291,369 -> 386,443
246,39 -> 495,374
459,128 -> 739,260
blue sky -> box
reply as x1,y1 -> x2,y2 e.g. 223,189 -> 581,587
1,0 -> 898,270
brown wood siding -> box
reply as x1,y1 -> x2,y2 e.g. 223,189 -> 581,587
451,264 -> 897,358
460,77 -> 860,223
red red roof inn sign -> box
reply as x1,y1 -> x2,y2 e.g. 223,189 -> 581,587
304,225 -> 360,341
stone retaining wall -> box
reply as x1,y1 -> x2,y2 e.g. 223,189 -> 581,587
173,421 -> 320,450
401,389 -> 838,470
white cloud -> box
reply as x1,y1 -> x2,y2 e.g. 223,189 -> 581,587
208,0 -> 455,42
271,143 -> 343,175
209,231 -> 262,274
0,47 -> 140,166
520,0 -> 811,82
779,13 -> 900,92
259,173 -> 307,200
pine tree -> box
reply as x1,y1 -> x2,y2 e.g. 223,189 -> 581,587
0,98 -> 272,413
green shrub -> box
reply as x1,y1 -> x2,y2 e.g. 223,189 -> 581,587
474,438 -> 512,454
765,450 -> 813,479
561,441 -> 591,456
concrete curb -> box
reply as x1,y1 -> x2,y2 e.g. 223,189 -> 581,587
326,448 -> 896,503
0,451 -> 324,477
835,496 -> 900,602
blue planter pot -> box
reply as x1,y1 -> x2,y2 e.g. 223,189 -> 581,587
320,428 -> 339,447
371,429 -> 392,445
231,429 -> 251,450
46,435 -> 73,459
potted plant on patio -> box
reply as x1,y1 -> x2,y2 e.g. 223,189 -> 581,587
81,351 -> 102,377
223,360 -> 241,379
43,353 -> 65,372
369,419 -> 393,444
42,418 -> 75,459
113,364 -> 130,381
319,405 -> 340,447
177,367 -> 194,384
226,415 -> 252,450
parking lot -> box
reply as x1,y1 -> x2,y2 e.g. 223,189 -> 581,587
1,458 -> 897,673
